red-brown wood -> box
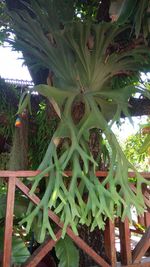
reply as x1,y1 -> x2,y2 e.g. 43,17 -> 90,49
0,170 -> 150,178
144,212 -> 150,227
132,227 -> 150,263
143,187 -> 150,213
2,177 -> 16,267
1,171 -> 150,267
23,229 -> 62,267
104,219 -> 116,267
119,218 -> 132,265
15,178 -> 111,267
142,186 -> 150,223
138,216 -> 145,226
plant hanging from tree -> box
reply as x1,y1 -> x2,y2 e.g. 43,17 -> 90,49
7,0 -> 150,242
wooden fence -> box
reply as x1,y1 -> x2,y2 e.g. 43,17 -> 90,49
0,171 -> 150,267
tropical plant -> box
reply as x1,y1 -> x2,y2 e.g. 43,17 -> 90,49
6,0 -> 150,245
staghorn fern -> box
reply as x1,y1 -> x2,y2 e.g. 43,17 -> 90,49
7,0 -> 150,242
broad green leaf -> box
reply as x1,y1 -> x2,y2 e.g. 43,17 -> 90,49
0,229 -> 30,264
49,97 -> 61,118
134,0 -> 149,38
55,236 -> 79,267
14,195 -> 28,218
35,84 -> 77,108
0,194 -> 28,219
11,237 -> 30,264
17,92 -> 31,115
117,0 -> 138,24
95,98 -> 117,121
94,86 -> 136,103
139,134 -> 150,154
0,194 -> 6,219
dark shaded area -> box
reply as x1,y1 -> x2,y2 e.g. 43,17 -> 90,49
0,135 -> 10,153
5,0 -> 30,10
79,225 -> 110,267
129,97 -> 150,117
96,0 -> 111,22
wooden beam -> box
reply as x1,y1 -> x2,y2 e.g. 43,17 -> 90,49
143,187 -> 150,213
132,226 -> 150,263
16,178 -> 110,267
119,218 -> 132,265
138,216 -> 145,226
2,177 -> 16,267
0,171 -> 150,179
104,219 -> 116,267
23,229 -> 62,267
144,212 -> 150,228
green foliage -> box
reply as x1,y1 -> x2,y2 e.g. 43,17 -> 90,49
0,78 -> 19,139
75,0 -> 100,21
0,78 -> 58,170
0,190 -> 28,220
6,0 -> 150,243
139,134 -> 150,155
139,120 -> 150,155
0,1 -> 11,44
0,152 -> 9,170
0,0 -> 150,264
124,133 -> 150,171
29,101 -> 58,169
0,228 -> 30,264
55,236 -> 79,267
117,0 -> 138,24
118,0 -> 150,38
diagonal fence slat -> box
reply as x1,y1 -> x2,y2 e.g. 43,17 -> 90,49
23,229 -> 62,267
132,227 -> 150,264
15,178 -> 111,267
1,171 -> 150,267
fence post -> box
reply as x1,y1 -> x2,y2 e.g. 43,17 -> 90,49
104,219 -> 116,267
144,212 -> 150,228
119,218 -> 132,265
2,177 -> 16,267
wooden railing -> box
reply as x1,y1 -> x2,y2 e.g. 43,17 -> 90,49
0,171 -> 150,267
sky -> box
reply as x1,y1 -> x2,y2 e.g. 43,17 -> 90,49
0,44 -> 148,141
0,44 -> 32,81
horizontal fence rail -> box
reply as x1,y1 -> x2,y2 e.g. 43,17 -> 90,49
0,170 -> 150,178
0,171 -> 150,267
